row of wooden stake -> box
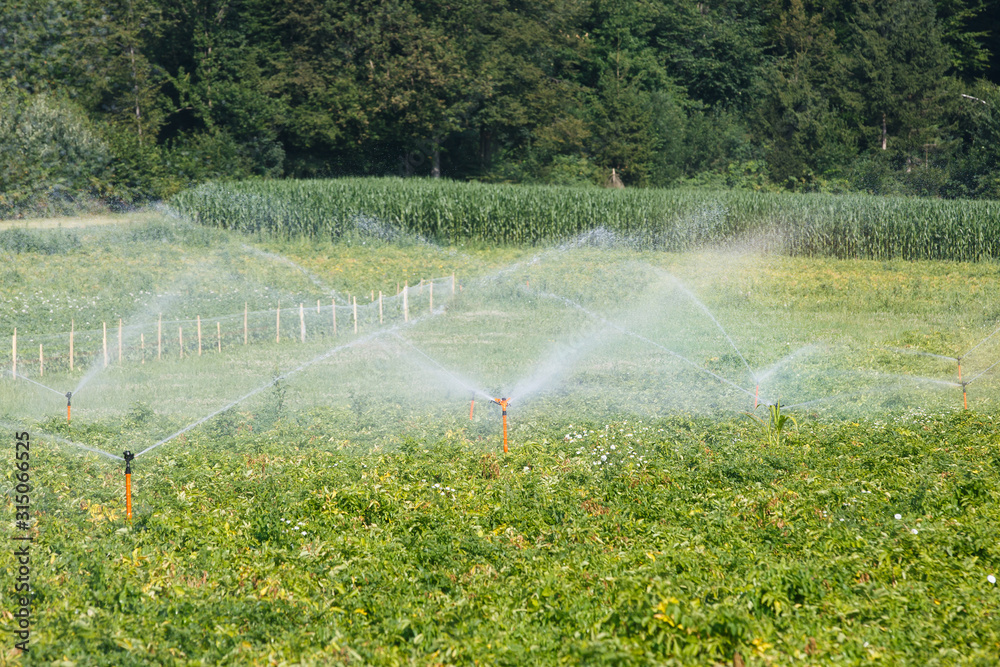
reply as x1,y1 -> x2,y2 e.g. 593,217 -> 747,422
8,276 -> 456,378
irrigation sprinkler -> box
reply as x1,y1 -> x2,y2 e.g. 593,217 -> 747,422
123,450 -> 135,521
469,393 -> 476,420
754,384 -> 759,409
66,392 -> 72,423
962,382 -> 969,410
492,398 -> 510,453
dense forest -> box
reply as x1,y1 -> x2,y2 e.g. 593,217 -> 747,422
2,0 -> 1000,214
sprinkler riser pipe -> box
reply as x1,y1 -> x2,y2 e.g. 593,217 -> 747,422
493,398 -> 510,453
123,451 -> 135,521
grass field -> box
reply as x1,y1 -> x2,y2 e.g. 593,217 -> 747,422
1,209 -> 999,665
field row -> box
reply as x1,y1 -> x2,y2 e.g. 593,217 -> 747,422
172,178 -> 1000,261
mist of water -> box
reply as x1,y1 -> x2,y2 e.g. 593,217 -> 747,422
135,308 -> 446,458
755,345 -> 822,387
241,244 -> 341,297
962,321 -> 1000,360
8,371 -> 67,398
966,357 -> 1000,385
390,334 -> 494,402
536,289 -> 754,398
509,326 -> 609,405
653,268 -> 756,383
0,420 -> 122,461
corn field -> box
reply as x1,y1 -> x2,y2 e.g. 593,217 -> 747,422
171,178 -> 1000,260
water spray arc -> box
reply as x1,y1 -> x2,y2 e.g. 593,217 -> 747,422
535,290 -> 755,400
657,269 -> 758,389
388,335 -> 514,451
134,309 -> 447,460
886,319 -> 1000,409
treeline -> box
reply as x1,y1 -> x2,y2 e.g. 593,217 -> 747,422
2,0 -> 1000,215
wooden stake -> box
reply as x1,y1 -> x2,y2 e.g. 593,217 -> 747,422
404,284 -> 409,322
103,322 -> 108,368
419,278 -> 424,294
299,303 -> 305,342
70,319 -> 74,371
217,321 -> 222,353
316,299 -> 320,314
39,344 -> 43,378
197,315 -> 202,356
379,291 -> 383,324
118,318 -> 123,364
10,328 -> 15,378
332,298 -> 337,334
353,297 -> 358,334
244,303 -> 248,345
371,289 -> 374,302
157,313 -> 162,360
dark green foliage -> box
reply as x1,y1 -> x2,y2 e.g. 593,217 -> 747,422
0,84 -> 114,215
2,0 -> 1000,207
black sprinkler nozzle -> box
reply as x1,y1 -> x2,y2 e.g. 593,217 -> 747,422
66,391 -> 72,405
123,450 -> 134,474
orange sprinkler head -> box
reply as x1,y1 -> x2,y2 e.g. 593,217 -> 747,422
123,451 -> 135,520
470,394 -> 476,420
962,383 -> 968,411
66,391 -> 72,422
754,384 -> 759,409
